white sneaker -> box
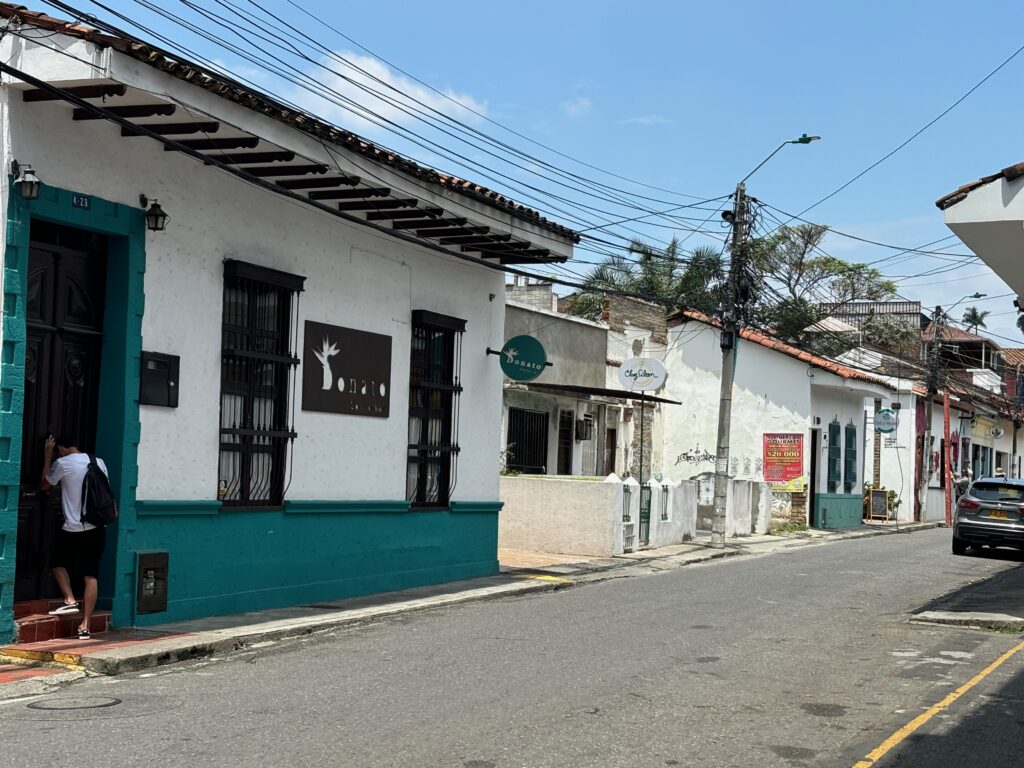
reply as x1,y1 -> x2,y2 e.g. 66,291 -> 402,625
48,602 -> 80,615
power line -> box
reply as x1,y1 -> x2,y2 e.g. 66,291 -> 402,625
765,39 -> 1024,230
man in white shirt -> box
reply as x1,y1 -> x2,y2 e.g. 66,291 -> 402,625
40,434 -> 109,640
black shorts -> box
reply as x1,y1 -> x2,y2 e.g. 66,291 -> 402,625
52,527 -> 105,578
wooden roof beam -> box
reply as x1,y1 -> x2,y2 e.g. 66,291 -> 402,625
365,208 -> 443,221
277,175 -> 359,190
166,137 -> 260,151
122,121 -> 219,137
24,83 -> 126,102
335,198 -> 416,210
323,187 -> 391,200
438,234 -> 512,245
393,217 -> 467,231
244,164 -> 329,177
74,103 -> 176,120
415,225 -> 489,238
205,151 -> 296,164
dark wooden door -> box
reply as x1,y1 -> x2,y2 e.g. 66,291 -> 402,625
14,224 -> 106,601
556,410 -> 574,475
604,427 -> 617,476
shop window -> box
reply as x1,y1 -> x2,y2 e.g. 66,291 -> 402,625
407,310 -> 465,508
218,260 -> 305,507
506,407 -> 549,474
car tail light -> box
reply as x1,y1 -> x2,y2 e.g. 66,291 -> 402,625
959,498 -> 981,510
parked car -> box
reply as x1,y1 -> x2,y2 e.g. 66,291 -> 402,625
952,477 -> 1024,555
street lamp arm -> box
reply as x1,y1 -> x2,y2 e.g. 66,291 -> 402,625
740,134 -> 821,185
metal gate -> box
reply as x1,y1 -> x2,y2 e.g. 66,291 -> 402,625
638,484 -> 652,546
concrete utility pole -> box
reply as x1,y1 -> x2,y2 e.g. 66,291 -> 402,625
710,183 -> 748,548
920,305 -> 942,522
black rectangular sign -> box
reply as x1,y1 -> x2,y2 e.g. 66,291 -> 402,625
302,320 -> 392,417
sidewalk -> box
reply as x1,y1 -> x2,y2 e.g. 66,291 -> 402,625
0,519 -> 942,687
912,547 -> 1024,632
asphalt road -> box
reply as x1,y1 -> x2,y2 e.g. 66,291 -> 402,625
2,529 -> 1023,768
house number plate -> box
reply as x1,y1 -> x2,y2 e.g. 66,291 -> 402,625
71,194 -> 91,210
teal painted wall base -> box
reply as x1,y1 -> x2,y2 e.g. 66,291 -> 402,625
125,501 -> 502,626
814,493 -> 863,530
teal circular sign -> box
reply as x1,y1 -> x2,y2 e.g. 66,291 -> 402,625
500,335 -> 547,382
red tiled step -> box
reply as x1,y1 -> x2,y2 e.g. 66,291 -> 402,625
13,599 -> 66,620
15,611 -> 110,643
0,662 -> 64,685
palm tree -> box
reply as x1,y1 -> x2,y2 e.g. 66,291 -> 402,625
563,238 -> 725,318
962,306 -> 990,333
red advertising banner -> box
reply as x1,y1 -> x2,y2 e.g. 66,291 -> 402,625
763,433 -> 805,490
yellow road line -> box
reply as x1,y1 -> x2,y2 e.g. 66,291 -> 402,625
852,638 -> 1024,767
524,574 -> 573,584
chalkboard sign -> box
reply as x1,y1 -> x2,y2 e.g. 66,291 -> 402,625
868,489 -> 889,520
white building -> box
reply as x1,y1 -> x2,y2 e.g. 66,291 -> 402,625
663,311 -> 896,528
0,7 -> 577,641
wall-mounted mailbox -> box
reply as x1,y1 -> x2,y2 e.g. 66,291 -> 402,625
136,551 -> 169,614
140,351 -> 179,407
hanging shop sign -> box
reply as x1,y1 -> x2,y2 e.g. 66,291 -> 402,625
498,334 -> 548,382
874,408 -> 898,434
763,432 -> 805,491
618,357 -> 667,392
302,320 -> 392,417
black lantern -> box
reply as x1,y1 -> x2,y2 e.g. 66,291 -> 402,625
12,161 -> 40,200
140,195 -> 169,232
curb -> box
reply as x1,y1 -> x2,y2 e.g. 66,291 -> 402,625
910,610 -> 1024,632
6,577 -> 567,677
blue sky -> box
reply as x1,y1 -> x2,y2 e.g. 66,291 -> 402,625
60,0 -> 1024,340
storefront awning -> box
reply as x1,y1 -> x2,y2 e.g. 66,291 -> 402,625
515,382 -> 681,405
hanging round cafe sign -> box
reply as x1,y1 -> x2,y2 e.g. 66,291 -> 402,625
874,408 -> 898,434
499,335 -> 548,382
618,357 -> 667,392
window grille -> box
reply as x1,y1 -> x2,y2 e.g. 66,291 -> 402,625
660,483 -> 670,521
844,421 -> 857,494
827,418 -> 841,493
218,260 -> 304,508
506,407 -> 549,474
407,310 -> 464,508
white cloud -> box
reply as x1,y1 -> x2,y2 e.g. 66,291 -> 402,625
619,115 -> 673,126
287,51 -> 488,139
560,96 -> 592,117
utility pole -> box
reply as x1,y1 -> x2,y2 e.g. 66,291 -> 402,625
920,305 -> 943,522
710,183 -> 748,548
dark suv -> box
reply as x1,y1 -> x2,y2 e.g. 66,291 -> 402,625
952,477 -> 1024,555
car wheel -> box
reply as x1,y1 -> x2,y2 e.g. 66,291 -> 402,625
952,536 -> 968,555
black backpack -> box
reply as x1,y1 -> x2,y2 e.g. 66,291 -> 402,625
81,454 -> 118,527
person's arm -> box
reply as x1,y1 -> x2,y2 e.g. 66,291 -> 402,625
40,436 -> 56,492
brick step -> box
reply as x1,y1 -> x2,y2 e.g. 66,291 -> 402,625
15,611 -> 110,643
13,599 -> 66,620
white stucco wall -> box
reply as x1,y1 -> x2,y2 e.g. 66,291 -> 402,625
662,321 -> 811,486
863,393 -> 916,521
498,475 -> 620,556
4,87 -> 512,503
809,379 -> 874,497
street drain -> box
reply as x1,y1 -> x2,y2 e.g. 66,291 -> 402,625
28,696 -> 122,711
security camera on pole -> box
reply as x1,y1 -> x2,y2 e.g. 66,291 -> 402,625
710,134 -> 820,549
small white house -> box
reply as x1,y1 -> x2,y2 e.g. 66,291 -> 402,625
663,311 -> 896,529
0,7 -> 578,641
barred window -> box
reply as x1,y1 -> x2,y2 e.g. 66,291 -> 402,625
219,260 -> 304,508
406,310 -> 464,508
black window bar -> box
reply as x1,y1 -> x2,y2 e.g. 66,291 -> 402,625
219,260 -> 305,508
506,407 -> 549,474
407,310 -> 465,508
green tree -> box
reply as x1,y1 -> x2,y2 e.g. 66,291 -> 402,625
1017,313 -> 1024,336
563,238 -> 725,317
962,306 -> 990,333
861,312 -> 920,357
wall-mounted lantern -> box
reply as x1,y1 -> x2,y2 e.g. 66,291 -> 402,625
140,195 -> 169,231
12,160 -> 40,200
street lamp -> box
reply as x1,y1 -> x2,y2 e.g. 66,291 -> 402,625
710,134 -> 821,549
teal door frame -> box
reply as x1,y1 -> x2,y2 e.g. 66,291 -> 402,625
0,182 -> 145,641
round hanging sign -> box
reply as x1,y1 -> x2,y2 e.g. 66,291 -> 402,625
499,335 -> 548,382
874,408 -> 898,434
618,357 -> 667,392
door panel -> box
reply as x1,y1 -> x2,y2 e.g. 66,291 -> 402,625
14,229 -> 106,601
